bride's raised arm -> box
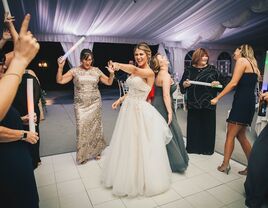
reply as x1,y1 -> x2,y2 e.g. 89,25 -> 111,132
109,61 -> 154,79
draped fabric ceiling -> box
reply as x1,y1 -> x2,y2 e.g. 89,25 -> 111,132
1,0 -> 268,70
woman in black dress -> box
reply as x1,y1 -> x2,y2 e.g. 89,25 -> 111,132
0,51 -> 39,207
211,44 -> 260,175
13,70 -> 42,169
179,48 -> 226,155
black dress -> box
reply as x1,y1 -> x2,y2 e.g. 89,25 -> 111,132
179,64 -> 227,154
0,107 -> 39,208
245,124 -> 268,207
13,71 -> 41,168
227,62 -> 258,126
152,84 -> 189,172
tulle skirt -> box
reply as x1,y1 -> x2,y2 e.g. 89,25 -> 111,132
102,97 -> 172,197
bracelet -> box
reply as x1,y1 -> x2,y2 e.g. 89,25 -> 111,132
109,73 -> 115,78
2,73 -> 22,82
20,131 -> 27,141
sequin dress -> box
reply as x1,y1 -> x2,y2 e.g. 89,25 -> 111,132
71,67 -> 106,164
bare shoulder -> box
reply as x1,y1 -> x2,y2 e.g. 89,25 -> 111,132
237,57 -> 248,65
145,67 -> 154,76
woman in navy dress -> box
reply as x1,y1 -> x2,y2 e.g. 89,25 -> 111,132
211,44 -> 260,175
245,92 -> 268,207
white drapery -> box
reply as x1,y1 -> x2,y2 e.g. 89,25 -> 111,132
10,0 -> 266,48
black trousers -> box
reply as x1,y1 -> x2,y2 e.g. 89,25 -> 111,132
245,124 -> 268,208
186,108 -> 216,155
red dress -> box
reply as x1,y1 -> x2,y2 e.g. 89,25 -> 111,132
147,85 -> 155,102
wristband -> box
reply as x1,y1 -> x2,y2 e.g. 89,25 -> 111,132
20,132 -> 27,141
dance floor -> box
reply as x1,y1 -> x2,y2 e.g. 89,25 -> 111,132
36,151 -> 250,208
36,89 -> 268,208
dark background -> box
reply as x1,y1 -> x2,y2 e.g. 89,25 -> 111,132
2,42 -> 158,91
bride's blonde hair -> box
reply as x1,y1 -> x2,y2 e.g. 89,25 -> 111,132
134,42 -> 152,63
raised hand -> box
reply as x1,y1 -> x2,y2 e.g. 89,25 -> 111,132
105,64 -> 115,74
4,12 -> 17,41
108,60 -> 119,71
13,14 -> 40,66
57,56 -> 66,68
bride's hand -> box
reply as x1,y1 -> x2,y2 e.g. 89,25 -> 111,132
112,99 -> 121,109
108,60 -> 119,71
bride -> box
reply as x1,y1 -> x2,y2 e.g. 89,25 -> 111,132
102,42 -> 172,197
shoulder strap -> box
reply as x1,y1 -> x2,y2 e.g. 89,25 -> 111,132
246,58 -> 255,73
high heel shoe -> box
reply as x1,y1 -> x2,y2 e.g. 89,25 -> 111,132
217,163 -> 231,175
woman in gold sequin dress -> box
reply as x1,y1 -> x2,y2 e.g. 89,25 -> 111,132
57,49 -> 114,164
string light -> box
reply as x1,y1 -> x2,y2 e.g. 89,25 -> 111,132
38,60 -> 48,68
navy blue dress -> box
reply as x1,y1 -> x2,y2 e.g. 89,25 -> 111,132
245,124 -> 268,207
0,107 -> 39,208
227,63 -> 258,126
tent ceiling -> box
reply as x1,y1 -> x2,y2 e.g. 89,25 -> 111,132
1,0 -> 268,48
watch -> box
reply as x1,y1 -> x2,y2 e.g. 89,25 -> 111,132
20,132 -> 27,141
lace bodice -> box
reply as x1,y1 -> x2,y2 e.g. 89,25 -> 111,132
126,76 -> 151,100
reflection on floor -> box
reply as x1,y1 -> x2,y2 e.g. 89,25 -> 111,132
36,151 -> 251,208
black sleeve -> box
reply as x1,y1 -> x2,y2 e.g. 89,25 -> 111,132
179,67 -> 190,94
33,77 -> 41,105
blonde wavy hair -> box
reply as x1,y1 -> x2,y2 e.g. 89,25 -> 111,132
150,53 -> 161,74
239,44 -> 258,68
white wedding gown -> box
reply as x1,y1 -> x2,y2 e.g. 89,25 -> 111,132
102,76 -> 172,197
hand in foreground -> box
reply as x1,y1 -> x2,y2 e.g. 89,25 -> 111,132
4,12 -> 15,25
210,97 -> 219,105
21,113 -> 37,125
112,99 -> 121,109
13,14 -> 40,66
22,131 -> 39,144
